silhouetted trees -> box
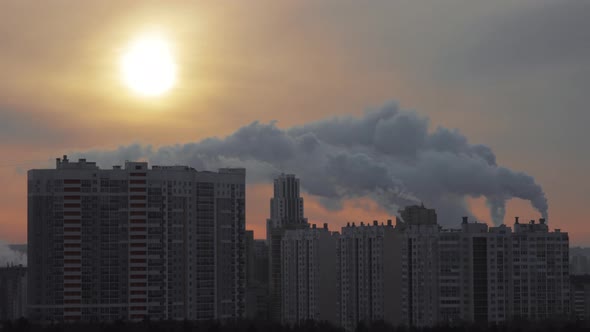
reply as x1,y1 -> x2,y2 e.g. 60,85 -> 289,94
1,319 -> 589,332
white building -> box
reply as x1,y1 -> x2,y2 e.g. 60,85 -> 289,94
27,156 -> 246,321
281,224 -> 339,325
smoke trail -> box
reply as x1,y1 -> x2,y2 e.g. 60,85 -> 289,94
70,102 -> 548,225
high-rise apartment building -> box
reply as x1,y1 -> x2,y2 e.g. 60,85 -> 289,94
245,231 -> 269,320
510,218 -> 570,320
337,220 -> 403,331
27,156 -> 245,321
337,204 -> 570,330
281,224 -> 338,325
396,205 -> 440,327
571,275 -> 590,321
0,265 -> 27,320
266,174 -> 308,321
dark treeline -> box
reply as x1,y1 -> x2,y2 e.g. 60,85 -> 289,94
1,319 -> 590,332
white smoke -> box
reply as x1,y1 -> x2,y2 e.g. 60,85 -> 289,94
69,102 -> 548,226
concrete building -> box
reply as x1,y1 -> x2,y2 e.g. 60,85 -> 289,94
0,265 -> 27,320
571,275 -> 590,321
245,231 -> 269,320
281,224 -> 338,325
336,204 -> 570,329
396,205 -> 440,327
266,174 -> 308,321
510,217 -> 570,320
337,220 -> 403,331
27,156 -> 246,321
570,248 -> 590,275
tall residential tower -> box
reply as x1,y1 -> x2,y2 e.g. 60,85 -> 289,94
266,174 -> 308,321
27,156 -> 246,321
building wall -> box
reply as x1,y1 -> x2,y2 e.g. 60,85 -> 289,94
337,222 -> 401,331
266,174 -> 308,322
27,156 -> 245,322
571,275 -> 590,320
0,266 -> 27,320
245,234 -> 269,320
281,225 -> 338,326
337,207 -> 570,329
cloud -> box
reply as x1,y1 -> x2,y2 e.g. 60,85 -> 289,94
0,107 -> 67,146
442,1 -> 590,79
69,101 -> 548,225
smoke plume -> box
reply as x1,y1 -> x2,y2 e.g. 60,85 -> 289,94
0,241 -> 26,266
71,102 -> 548,225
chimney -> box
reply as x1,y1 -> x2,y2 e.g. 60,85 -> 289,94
515,216 -> 519,224
347,222 -> 350,227
352,222 -> 356,227
373,220 -> 378,226
323,223 -> 328,230
530,220 -> 535,224
360,222 -> 364,226
387,219 -> 392,226
462,216 -> 468,224
312,224 -> 316,229
539,218 -> 546,224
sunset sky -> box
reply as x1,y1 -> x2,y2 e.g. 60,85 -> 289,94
1,1 -> 589,244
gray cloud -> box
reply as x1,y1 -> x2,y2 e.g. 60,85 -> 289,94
0,107 -> 67,146
70,102 -> 548,225
442,1 -> 590,79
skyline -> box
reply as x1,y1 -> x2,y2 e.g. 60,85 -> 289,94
1,1 -> 589,244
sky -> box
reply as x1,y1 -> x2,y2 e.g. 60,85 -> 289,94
1,1 -> 589,244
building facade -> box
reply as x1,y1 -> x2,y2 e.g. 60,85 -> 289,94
0,265 -> 27,320
281,224 -> 338,325
245,231 -> 269,320
266,174 -> 308,321
571,275 -> 590,321
337,204 -> 570,330
27,156 -> 245,321
337,220 -> 403,331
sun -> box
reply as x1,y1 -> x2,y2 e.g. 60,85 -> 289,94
120,33 -> 177,97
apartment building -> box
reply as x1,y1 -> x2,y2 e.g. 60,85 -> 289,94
27,156 -> 245,321
510,218 -> 570,320
245,231 -> 269,320
281,224 -> 338,325
337,204 -> 570,329
337,220 -> 403,331
0,265 -> 27,320
266,174 -> 308,321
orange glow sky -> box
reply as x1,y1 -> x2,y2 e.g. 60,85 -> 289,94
1,1 -> 589,244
